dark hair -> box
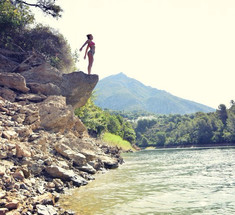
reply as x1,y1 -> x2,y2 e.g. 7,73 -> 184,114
87,34 -> 92,39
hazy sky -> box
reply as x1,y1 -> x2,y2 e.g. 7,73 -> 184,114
33,0 -> 235,109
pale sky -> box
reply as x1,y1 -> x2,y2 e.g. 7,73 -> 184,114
32,0 -> 235,109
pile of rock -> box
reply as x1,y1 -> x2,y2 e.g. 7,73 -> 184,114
0,50 -> 123,214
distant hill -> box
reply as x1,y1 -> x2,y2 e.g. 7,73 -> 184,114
94,73 -> 215,114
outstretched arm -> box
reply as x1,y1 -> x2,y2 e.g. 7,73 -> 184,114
80,40 -> 88,51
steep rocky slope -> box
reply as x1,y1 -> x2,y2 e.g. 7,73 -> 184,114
0,49 -> 122,214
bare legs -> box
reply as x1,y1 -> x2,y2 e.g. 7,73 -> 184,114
87,52 -> 94,75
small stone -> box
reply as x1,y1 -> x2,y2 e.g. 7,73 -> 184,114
0,199 -> 7,207
71,175 -> 88,187
15,144 -> 31,158
45,166 -> 74,181
0,208 -> 8,215
5,199 -> 19,210
78,164 -> 96,174
53,178 -> 63,187
21,165 -> 30,178
0,191 -> 6,199
36,204 -> 57,215
52,178 -> 63,191
34,193 -> 55,205
46,182 -> 55,189
0,166 -> 5,177
12,169 -> 25,181
2,130 -> 18,140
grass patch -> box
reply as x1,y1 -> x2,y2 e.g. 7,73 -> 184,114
101,132 -> 135,151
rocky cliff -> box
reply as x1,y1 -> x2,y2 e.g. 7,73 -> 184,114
0,49 -> 122,215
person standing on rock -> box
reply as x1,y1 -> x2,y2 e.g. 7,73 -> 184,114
80,34 -> 95,75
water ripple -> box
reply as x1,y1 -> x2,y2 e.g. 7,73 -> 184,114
60,147 -> 235,215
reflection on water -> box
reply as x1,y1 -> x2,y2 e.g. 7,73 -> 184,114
59,147 -> 235,215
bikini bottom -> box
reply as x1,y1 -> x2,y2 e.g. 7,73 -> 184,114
88,50 -> 95,55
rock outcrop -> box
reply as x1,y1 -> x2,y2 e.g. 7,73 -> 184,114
0,50 -> 122,215
19,62 -> 98,109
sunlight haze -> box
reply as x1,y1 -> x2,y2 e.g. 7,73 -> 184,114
33,0 -> 235,109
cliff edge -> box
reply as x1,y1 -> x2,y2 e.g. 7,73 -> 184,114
0,49 -> 122,214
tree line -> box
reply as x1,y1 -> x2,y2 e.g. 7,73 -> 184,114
0,0 -> 77,73
135,102 -> 235,148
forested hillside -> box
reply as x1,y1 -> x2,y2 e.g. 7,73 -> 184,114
135,102 -> 235,148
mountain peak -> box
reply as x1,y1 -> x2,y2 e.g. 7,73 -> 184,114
110,72 -> 128,79
116,72 -> 126,76
95,73 -> 215,114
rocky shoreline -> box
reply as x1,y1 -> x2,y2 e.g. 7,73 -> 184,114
0,50 -> 123,214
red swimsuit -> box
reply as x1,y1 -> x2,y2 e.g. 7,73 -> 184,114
88,41 -> 95,47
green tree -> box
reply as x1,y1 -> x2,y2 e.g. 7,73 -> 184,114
0,0 -> 76,73
0,0 -> 34,49
223,111 -> 235,142
107,115 -> 121,135
10,0 -> 63,18
229,101 -> 235,114
17,25 -> 76,73
139,135 -> 149,147
0,0 -> 34,33
122,121 -> 136,144
75,95 -> 136,144
216,104 -> 228,125
155,132 -> 166,147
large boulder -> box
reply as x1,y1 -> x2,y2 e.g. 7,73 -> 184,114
45,166 -> 88,186
37,95 -> 86,134
27,82 -> 61,95
0,72 -> 29,93
21,63 -> 62,85
54,143 -> 87,166
98,155 -> 119,169
61,71 -> 98,108
0,87 -> 16,102
21,63 -> 98,108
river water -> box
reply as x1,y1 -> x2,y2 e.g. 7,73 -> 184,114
59,147 -> 235,215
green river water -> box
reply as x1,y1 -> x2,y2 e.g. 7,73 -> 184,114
59,147 -> 235,215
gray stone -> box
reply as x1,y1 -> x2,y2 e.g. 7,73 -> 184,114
0,72 -> 29,92
21,63 -> 98,109
27,82 -> 61,95
37,96 -> 86,134
99,156 -> 119,169
78,164 -> 96,174
45,166 -> 87,186
21,63 -> 62,85
0,87 -> 16,102
54,143 -> 87,166
16,93 -> 47,103
70,175 -> 88,187
36,205 -> 58,215
2,130 -> 18,140
61,71 -> 98,108
45,166 -> 75,181
0,208 -> 8,215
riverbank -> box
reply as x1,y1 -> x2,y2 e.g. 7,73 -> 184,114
144,143 -> 235,150
0,96 -> 124,215
0,50 -> 123,214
